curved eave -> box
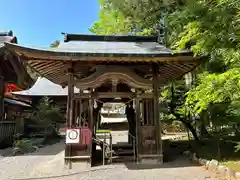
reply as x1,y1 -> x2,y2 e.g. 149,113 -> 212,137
4,42 -> 197,62
0,45 -> 8,54
0,46 -> 4,54
0,45 -> 34,89
4,42 -> 201,86
16,62 -> 35,89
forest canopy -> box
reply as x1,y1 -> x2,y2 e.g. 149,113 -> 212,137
90,0 -> 240,142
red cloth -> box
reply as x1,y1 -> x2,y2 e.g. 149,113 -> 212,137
80,127 -> 92,145
4,84 -> 31,104
5,84 -> 23,92
4,84 -> 23,98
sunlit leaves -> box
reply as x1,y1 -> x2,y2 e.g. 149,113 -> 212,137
89,0 -> 240,127
89,0 -> 132,35
50,40 -> 60,48
169,0 -> 240,55
186,69 -> 240,113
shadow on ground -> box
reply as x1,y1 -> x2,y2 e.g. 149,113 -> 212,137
0,138 -> 65,157
166,136 -> 240,162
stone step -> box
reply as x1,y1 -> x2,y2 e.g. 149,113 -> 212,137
115,149 -> 134,156
112,155 -> 135,162
112,143 -> 133,150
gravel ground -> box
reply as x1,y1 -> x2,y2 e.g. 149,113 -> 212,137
0,132 -> 222,180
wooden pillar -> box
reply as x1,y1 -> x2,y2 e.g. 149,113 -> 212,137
79,100 -> 83,126
135,89 -> 141,164
69,75 -> 74,128
88,89 -> 94,131
152,63 -> 163,164
89,89 -> 94,166
0,75 -> 4,121
77,90 -> 83,126
65,67 -> 74,166
74,100 -> 77,126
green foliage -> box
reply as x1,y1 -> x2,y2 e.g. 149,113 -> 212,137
91,0 -> 240,148
168,0 -> 240,52
34,97 -> 63,123
235,142 -> 240,152
186,69 -> 240,113
89,0 -> 166,36
32,97 -> 63,141
89,0 -> 132,35
50,40 -> 60,48
12,139 -> 37,155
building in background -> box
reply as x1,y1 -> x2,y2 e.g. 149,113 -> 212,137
0,31 -> 34,147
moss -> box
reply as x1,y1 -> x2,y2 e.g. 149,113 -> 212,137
221,161 -> 240,172
96,129 -> 112,133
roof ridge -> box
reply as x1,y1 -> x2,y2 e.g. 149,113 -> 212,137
0,30 -> 13,37
61,33 -> 158,43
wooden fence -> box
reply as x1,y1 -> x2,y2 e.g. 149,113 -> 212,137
0,121 -> 16,146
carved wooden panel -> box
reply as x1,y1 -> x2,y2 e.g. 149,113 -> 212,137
74,65 -> 152,89
139,126 -> 157,155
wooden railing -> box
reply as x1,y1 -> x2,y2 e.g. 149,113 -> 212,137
0,121 -> 16,146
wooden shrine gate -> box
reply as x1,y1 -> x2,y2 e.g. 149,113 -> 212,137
64,64 -> 163,166
6,33 -> 200,167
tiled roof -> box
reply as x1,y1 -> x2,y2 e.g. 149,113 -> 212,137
4,33 -> 198,86
0,30 -> 17,49
12,77 -> 79,96
5,33 -> 192,58
57,33 -> 191,57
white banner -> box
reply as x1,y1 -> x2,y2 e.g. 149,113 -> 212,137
66,128 -> 80,144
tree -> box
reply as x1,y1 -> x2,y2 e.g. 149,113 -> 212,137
89,0 -> 158,36
50,40 -> 60,48
89,0 -> 132,35
90,0 -> 240,143
32,97 -> 64,142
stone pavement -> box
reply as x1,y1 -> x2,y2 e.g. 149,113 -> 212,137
0,131 -> 222,180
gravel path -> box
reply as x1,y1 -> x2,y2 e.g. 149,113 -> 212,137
0,132 -> 222,180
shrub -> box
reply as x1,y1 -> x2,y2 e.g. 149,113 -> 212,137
12,139 -> 37,155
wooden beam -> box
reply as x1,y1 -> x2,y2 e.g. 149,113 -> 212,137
65,66 -> 74,167
69,70 -> 74,127
0,76 -> 4,121
73,92 -> 154,100
88,90 -> 94,129
14,46 -> 196,62
74,92 -> 135,99
79,91 -> 83,125
74,66 -> 152,89
152,63 -> 163,164
135,89 -> 141,164
89,89 -> 94,166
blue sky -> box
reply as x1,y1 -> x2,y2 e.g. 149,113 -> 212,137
0,0 -> 99,47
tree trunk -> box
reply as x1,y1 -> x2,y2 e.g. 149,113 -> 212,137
181,120 -> 199,141
200,123 -> 211,138
200,111 -> 211,139
171,111 -> 200,141
170,110 -> 199,141
161,128 -> 165,135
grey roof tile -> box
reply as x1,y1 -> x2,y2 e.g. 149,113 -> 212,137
57,34 -> 191,56
5,34 -> 192,58
57,41 -> 173,55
